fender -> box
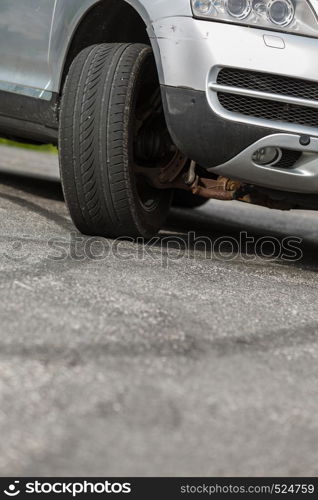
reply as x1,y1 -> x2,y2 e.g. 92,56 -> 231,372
49,0 -> 191,95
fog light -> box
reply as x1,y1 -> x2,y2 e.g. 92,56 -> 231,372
225,0 -> 252,19
253,147 -> 282,166
267,0 -> 295,26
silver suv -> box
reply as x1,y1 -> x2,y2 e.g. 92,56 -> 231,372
1,0 -> 318,238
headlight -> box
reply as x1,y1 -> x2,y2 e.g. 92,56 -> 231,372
191,0 -> 318,37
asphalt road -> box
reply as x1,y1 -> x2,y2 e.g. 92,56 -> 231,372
1,144 -> 318,477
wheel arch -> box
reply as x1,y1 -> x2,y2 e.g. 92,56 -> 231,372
53,0 -> 163,95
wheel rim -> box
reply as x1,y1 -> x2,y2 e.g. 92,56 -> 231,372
132,55 -> 177,212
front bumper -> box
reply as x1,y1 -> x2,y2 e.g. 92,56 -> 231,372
154,18 -> 318,193
161,85 -> 277,167
153,18 -> 318,93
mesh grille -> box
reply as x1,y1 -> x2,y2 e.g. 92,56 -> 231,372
275,150 -> 302,169
217,68 -> 318,101
218,92 -> 318,128
216,68 -> 318,129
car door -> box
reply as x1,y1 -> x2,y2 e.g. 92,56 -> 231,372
0,0 -> 57,98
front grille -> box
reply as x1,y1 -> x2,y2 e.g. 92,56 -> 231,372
217,68 -> 318,101
216,68 -> 318,129
218,92 -> 318,128
275,150 -> 302,169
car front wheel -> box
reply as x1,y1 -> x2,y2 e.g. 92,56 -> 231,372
59,43 -> 175,239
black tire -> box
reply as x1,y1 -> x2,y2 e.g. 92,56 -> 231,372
173,190 -> 208,209
59,43 -> 172,239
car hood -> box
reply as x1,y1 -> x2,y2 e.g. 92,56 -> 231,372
310,0 -> 318,14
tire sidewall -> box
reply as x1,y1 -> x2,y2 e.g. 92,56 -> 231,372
123,46 -> 172,239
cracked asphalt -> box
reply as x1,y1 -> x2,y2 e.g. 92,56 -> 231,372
0,144 -> 318,477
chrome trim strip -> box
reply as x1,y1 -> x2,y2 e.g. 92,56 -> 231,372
209,82 -> 318,110
0,81 -> 52,101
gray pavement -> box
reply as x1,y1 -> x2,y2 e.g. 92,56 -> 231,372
0,144 -> 318,477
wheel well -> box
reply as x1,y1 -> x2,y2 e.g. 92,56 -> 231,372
61,0 -> 151,91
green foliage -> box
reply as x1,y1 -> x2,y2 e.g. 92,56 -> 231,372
0,138 -> 57,153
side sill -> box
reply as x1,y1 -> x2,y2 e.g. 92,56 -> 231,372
0,90 -> 59,144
